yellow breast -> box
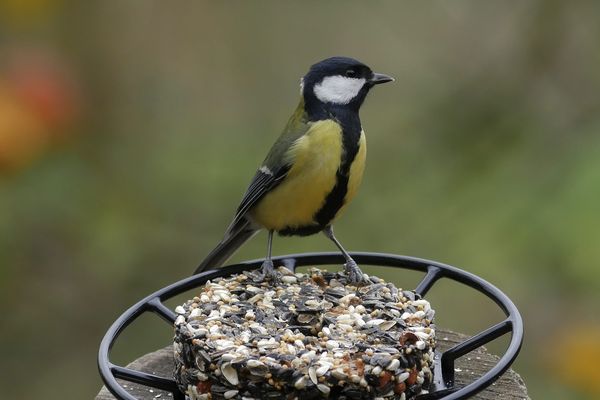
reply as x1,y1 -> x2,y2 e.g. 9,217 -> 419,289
250,120 -> 344,231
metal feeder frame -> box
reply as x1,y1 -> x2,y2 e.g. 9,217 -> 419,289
98,252 -> 524,400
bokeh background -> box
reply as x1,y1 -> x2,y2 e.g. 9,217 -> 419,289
1,1 -> 599,399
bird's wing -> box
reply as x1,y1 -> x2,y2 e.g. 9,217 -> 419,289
223,100 -> 310,237
196,165 -> 290,273
225,165 -> 290,234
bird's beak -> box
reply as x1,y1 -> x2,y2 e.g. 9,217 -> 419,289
370,72 -> 395,85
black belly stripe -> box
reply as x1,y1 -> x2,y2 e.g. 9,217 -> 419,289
314,171 -> 350,227
314,161 -> 355,226
314,119 -> 361,227
278,130 -> 361,237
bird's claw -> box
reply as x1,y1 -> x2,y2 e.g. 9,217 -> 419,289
344,259 -> 369,285
254,259 -> 279,283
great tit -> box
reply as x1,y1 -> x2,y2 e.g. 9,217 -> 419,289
194,56 -> 393,283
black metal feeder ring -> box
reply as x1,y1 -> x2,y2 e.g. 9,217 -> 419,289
98,252 -> 524,400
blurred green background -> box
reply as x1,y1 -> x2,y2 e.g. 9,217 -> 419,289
1,1 -> 599,399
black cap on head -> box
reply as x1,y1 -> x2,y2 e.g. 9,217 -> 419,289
304,56 -> 372,87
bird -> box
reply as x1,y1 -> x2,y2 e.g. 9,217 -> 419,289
194,56 -> 393,283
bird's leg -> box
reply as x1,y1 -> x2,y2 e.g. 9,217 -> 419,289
257,230 -> 278,282
323,226 -> 367,285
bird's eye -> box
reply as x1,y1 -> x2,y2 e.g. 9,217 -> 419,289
345,69 -> 357,78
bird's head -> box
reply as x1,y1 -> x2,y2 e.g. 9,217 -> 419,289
301,56 -> 393,112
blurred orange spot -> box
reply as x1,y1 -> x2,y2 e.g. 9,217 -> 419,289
0,48 -> 82,174
543,324 -> 600,395
0,83 -> 48,172
7,51 -> 81,133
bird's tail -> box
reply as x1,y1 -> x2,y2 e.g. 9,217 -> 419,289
194,222 -> 259,274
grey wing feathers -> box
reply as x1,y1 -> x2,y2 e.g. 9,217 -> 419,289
194,166 -> 290,274
227,166 -> 290,233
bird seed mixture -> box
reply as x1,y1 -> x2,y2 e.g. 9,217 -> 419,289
174,267 -> 436,400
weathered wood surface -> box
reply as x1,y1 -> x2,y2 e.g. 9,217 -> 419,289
96,329 -> 529,400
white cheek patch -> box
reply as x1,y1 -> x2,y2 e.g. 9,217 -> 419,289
313,75 -> 366,104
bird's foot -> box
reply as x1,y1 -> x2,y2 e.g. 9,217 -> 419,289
344,259 -> 369,286
254,259 -> 279,283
